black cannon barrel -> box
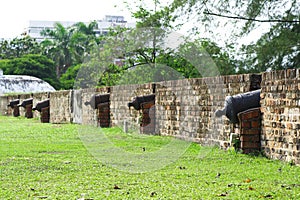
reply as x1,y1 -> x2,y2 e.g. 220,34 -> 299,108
33,99 -> 50,112
215,89 -> 261,123
7,99 -> 20,108
128,94 -> 155,110
18,98 -> 33,108
85,94 -> 110,109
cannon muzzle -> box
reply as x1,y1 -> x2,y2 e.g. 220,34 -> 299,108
7,99 -> 20,108
85,94 -> 110,109
128,94 -> 155,110
33,99 -> 49,112
18,98 -> 33,108
215,89 -> 260,123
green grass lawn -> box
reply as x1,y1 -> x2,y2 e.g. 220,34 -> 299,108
1,116 -> 300,199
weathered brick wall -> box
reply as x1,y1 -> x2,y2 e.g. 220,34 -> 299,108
80,87 -> 109,126
18,94 -> 33,118
238,108 -> 261,154
50,90 -> 73,123
0,74 -> 261,149
110,83 -> 154,131
5,70 -> 300,165
155,74 -> 261,146
107,74 -> 261,147
32,92 -> 50,118
140,101 -> 155,134
261,69 -> 300,164
0,95 -> 16,116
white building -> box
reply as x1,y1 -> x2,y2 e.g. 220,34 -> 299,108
26,15 -> 135,42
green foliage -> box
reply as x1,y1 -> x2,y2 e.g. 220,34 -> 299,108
132,3 -> 177,29
41,21 -> 99,78
240,21 -> 300,72
0,54 -> 60,89
59,64 -> 81,90
177,39 -> 236,77
0,36 -> 42,59
170,0 -> 300,73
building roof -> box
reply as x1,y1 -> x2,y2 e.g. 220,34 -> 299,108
0,72 -> 55,94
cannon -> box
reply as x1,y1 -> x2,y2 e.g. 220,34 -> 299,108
84,94 -> 110,109
7,99 -> 20,108
18,98 -> 33,118
33,99 -> 49,112
17,98 -> 33,108
215,89 -> 260,123
33,99 -> 50,123
128,94 -> 155,110
85,93 -> 110,127
7,99 -> 20,117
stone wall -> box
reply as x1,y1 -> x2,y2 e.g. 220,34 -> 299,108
3,70 -> 300,165
50,90 -> 73,123
0,74 -> 261,149
32,92 -> 50,118
81,87 -> 110,126
260,69 -> 300,165
238,108 -> 261,154
0,95 -> 11,115
107,74 -> 261,146
110,83 -> 154,131
18,94 -> 33,118
154,74 -> 261,146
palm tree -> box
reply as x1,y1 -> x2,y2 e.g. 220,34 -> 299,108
41,21 -> 100,78
41,23 -> 74,78
71,21 -> 99,64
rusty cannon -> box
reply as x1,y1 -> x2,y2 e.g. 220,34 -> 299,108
33,99 -> 50,123
7,99 -> 20,117
84,94 -> 110,109
18,98 -> 33,118
215,89 -> 261,123
33,99 -> 49,112
128,94 -> 156,134
128,94 -> 155,110
85,93 -> 110,127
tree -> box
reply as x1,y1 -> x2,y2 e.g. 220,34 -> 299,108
240,19 -> 300,72
41,21 -> 101,79
70,21 -> 100,64
0,35 -> 42,59
170,0 -> 300,72
0,54 -> 60,89
79,0 -> 237,87
41,23 -> 74,78
164,39 -> 236,77
59,64 -> 82,90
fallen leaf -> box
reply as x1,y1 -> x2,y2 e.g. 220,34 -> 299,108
114,184 -> 121,189
36,196 -> 48,199
248,186 -> 255,190
63,161 -> 71,164
227,183 -> 234,187
244,178 -> 251,183
278,168 -> 282,172
218,192 -> 228,197
150,191 -> 157,197
264,194 -> 273,198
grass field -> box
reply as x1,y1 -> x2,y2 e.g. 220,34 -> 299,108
1,116 -> 300,199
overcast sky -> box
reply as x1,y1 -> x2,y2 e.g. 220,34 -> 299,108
0,0 -> 267,46
0,0 -> 133,39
